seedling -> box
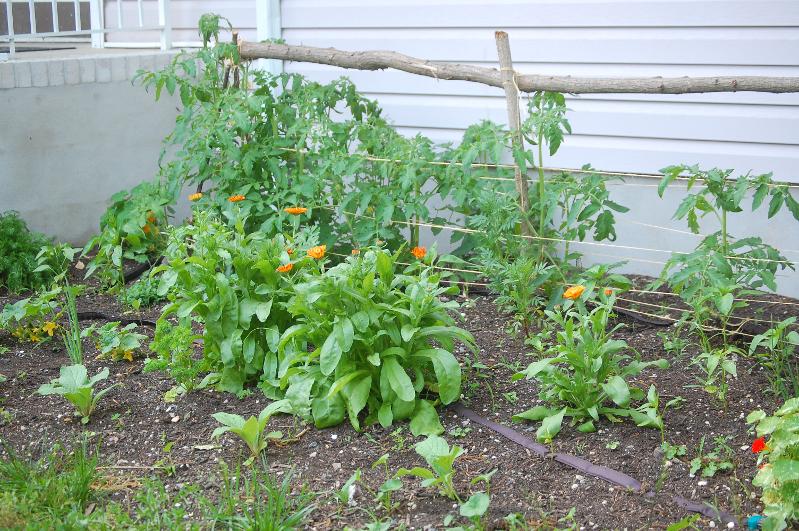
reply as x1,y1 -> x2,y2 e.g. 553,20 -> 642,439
211,399 -> 289,463
37,364 -> 120,423
689,435 -> 734,477
396,435 -> 464,501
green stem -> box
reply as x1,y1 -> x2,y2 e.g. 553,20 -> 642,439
537,123 -> 546,262
721,209 -> 728,256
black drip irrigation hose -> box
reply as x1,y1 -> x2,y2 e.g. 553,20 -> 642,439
451,403 -> 738,525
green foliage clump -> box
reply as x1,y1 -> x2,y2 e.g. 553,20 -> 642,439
280,248 -> 474,434
513,292 -> 667,441
119,273 -> 167,310
748,398 -> 799,531
0,211 -> 52,293
155,211 -> 309,395
145,317 -> 206,396
83,180 -> 176,290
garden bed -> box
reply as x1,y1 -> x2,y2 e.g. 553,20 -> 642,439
0,274 -> 781,529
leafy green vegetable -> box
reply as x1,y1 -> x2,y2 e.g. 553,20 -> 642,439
37,364 -> 120,423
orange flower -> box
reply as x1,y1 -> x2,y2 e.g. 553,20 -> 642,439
752,436 -> 768,454
284,207 -> 308,215
146,211 -> 157,224
276,263 -> 294,273
142,224 -> 152,234
563,285 -> 585,300
604,288 -> 613,296
411,246 -> 427,259
228,194 -> 245,203
351,249 -> 360,255
307,245 -> 326,260
286,248 -> 294,256
188,192 -> 203,202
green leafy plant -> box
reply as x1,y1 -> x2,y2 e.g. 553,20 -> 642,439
155,211 -> 311,394
371,453 -> 401,514
144,317 -> 206,398
0,288 -> 61,344
82,321 -> 147,362
688,435 -> 734,478
119,273 -> 167,310
656,165 -> 798,403
0,211 -> 53,293
37,364 -> 120,423
513,292 -> 667,441
83,179 -> 176,290
750,318 -> 799,400
396,435 -> 464,500
748,398 -> 799,531
280,248 -> 475,434
211,400 -> 289,462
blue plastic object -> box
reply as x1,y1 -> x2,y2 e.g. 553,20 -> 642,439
747,515 -> 764,530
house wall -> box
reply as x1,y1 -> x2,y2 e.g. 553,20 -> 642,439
279,0 -> 799,295
0,51 -> 180,244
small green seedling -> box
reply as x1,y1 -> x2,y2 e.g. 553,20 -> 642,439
211,399 -> 289,463
689,435 -> 734,477
83,321 -> 147,362
396,435 -> 464,500
37,364 -> 120,424
372,453 -> 401,513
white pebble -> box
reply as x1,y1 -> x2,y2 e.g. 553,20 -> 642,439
331,434 -> 337,440
727,522 -> 735,529
698,480 -> 708,486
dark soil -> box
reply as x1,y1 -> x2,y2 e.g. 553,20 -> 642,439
0,271 -> 791,530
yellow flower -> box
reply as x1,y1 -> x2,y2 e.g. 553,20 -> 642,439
188,192 -> 203,202
411,246 -> 426,259
30,333 -> 41,343
228,194 -> 246,203
42,321 -> 57,337
123,350 -> 134,362
307,245 -> 326,260
284,207 -> 308,215
563,285 -> 585,300
276,263 -> 294,273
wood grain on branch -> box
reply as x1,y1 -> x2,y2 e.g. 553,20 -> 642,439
239,40 -> 799,94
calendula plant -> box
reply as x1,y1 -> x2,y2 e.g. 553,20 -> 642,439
155,211 -> 316,394
211,399 -> 290,463
750,318 -> 799,400
119,273 -> 167,310
747,398 -> 799,531
513,291 -> 668,441
83,179 -> 176,290
279,248 -> 475,434
37,364 -> 120,424
82,321 -> 147,362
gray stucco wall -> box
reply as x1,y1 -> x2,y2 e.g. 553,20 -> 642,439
0,52 -> 179,244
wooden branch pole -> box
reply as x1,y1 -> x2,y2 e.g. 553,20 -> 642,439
495,31 -> 531,237
238,40 -> 799,94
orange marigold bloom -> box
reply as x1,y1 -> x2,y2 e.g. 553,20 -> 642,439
351,249 -> 360,255
752,436 -> 768,454
142,224 -> 152,234
284,207 -> 308,215
411,246 -> 427,259
286,248 -> 294,255
228,194 -> 246,203
604,288 -> 613,296
563,285 -> 585,300
307,245 -> 326,259
146,211 -> 157,224
276,263 -> 294,273
188,192 -> 203,202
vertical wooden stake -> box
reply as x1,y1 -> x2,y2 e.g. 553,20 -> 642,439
495,31 -> 531,236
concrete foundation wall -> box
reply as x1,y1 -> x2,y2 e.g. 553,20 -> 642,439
0,52 -> 179,244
